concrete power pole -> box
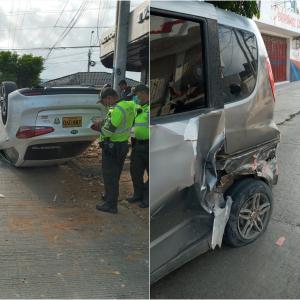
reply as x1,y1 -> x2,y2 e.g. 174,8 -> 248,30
113,1 -> 130,93
87,49 -> 91,72
88,30 -> 94,73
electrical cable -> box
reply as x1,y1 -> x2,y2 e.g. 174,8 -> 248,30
45,0 -> 87,60
46,51 -> 88,60
0,46 -> 99,51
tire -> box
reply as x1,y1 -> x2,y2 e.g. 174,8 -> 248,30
224,178 -> 273,247
0,81 -> 17,125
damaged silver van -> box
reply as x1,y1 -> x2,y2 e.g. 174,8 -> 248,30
150,1 -> 280,283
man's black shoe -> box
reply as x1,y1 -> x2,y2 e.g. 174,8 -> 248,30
126,196 -> 142,203
96,203 -> 118,214
139,202 -> 149,208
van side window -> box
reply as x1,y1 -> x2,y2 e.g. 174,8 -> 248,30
150,15 -> 206,118
218,25 -> 258,103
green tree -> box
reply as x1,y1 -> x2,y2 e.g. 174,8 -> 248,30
208,1 -> 260,19
0,51 -> 18,82
17,54 -> 44,87
0,51 -> 44,88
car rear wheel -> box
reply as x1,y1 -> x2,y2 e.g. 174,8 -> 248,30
224,178 -> 273,247
0,81 -> 17,125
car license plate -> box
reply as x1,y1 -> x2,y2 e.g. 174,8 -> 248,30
62,116 -> 82,128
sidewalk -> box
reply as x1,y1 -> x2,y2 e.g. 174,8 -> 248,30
274,81 -> 300,125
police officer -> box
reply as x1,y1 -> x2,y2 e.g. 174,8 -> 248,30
95,87 -> 136,214
127,84 -> 149,208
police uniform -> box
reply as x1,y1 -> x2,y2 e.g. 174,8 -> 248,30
129,102 -> 149,207
99,99 -> 136,212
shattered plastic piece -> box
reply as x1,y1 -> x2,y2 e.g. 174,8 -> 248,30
211,195 -> 232,249
112,271 -> 120,275
0,194 -> 5,198
276,236 -> 286,247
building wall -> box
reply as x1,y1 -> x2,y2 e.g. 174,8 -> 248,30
290,42 -> 300,80
255,0 -> 300,82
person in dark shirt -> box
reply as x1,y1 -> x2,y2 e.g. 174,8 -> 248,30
119,80 -> 131,98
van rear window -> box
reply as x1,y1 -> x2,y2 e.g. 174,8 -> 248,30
218,25 -> 258,103
150,15 -> 206,118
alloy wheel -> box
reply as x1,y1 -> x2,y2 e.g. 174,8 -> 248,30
238,193 -> 271,240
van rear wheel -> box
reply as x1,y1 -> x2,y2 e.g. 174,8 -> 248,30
224,178 -> 273,247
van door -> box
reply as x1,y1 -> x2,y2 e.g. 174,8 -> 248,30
150,11 -> 225,277
218,24 -> 279,154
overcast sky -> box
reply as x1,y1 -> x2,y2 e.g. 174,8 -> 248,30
0,0 -> 143,81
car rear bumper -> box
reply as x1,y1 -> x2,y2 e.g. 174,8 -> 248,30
24,141 -> 92,161
2,136 -> 97,167
20,158 -> 73,167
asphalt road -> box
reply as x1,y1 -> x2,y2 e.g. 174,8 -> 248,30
151,99 -> 300,298
0,160 -> 149,298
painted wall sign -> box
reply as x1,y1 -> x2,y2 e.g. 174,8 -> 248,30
137,6 -> 149,23
101,31 -> 116,45
257,1 -> 300,33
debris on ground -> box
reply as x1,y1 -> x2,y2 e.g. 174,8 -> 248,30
66,141 -> 148,223
275,236 -> 286,247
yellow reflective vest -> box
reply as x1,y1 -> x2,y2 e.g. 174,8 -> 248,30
99,100 -> 136,142
134,103 -> 149,140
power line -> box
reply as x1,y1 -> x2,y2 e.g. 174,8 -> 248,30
44,0 -> 70,55
7,1 -> 15,48
96,0 -> 102,43
11,0 -> 20,49
15,0 -> 28,47
53,0 -> 70,28
1,8 -> 102,16
45,0 -> 88,60
95,0 -> 112,47
46,51 -> 89,60
0,26 -> 110,31
0,45 -> 99,51
46,59 -> 87,65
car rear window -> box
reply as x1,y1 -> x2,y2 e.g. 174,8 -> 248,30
150,14 -> 206,118
218,25 -> 258,103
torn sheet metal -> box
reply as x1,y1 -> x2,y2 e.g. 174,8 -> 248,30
150,107 -> 279,228
216,140 -> 279,186
150,109 -> 225,215
195,130 -> 225,213
211,195 -> 232,249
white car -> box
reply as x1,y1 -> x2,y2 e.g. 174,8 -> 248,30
0,81 -> 105,167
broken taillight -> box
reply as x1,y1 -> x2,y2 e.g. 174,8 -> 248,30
16,126 -> 54,138
91,123 -> 100,132
266,57 -> 276,100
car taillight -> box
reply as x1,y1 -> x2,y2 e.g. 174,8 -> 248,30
266,57 -> 276,100
20,90 -> 43,96
16,126 -> 54,138
91,123 -> 100,132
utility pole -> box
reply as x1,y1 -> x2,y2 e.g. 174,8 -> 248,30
88,49 -> 91,72
113,1 -> 130,93
88,30 -> 94,72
